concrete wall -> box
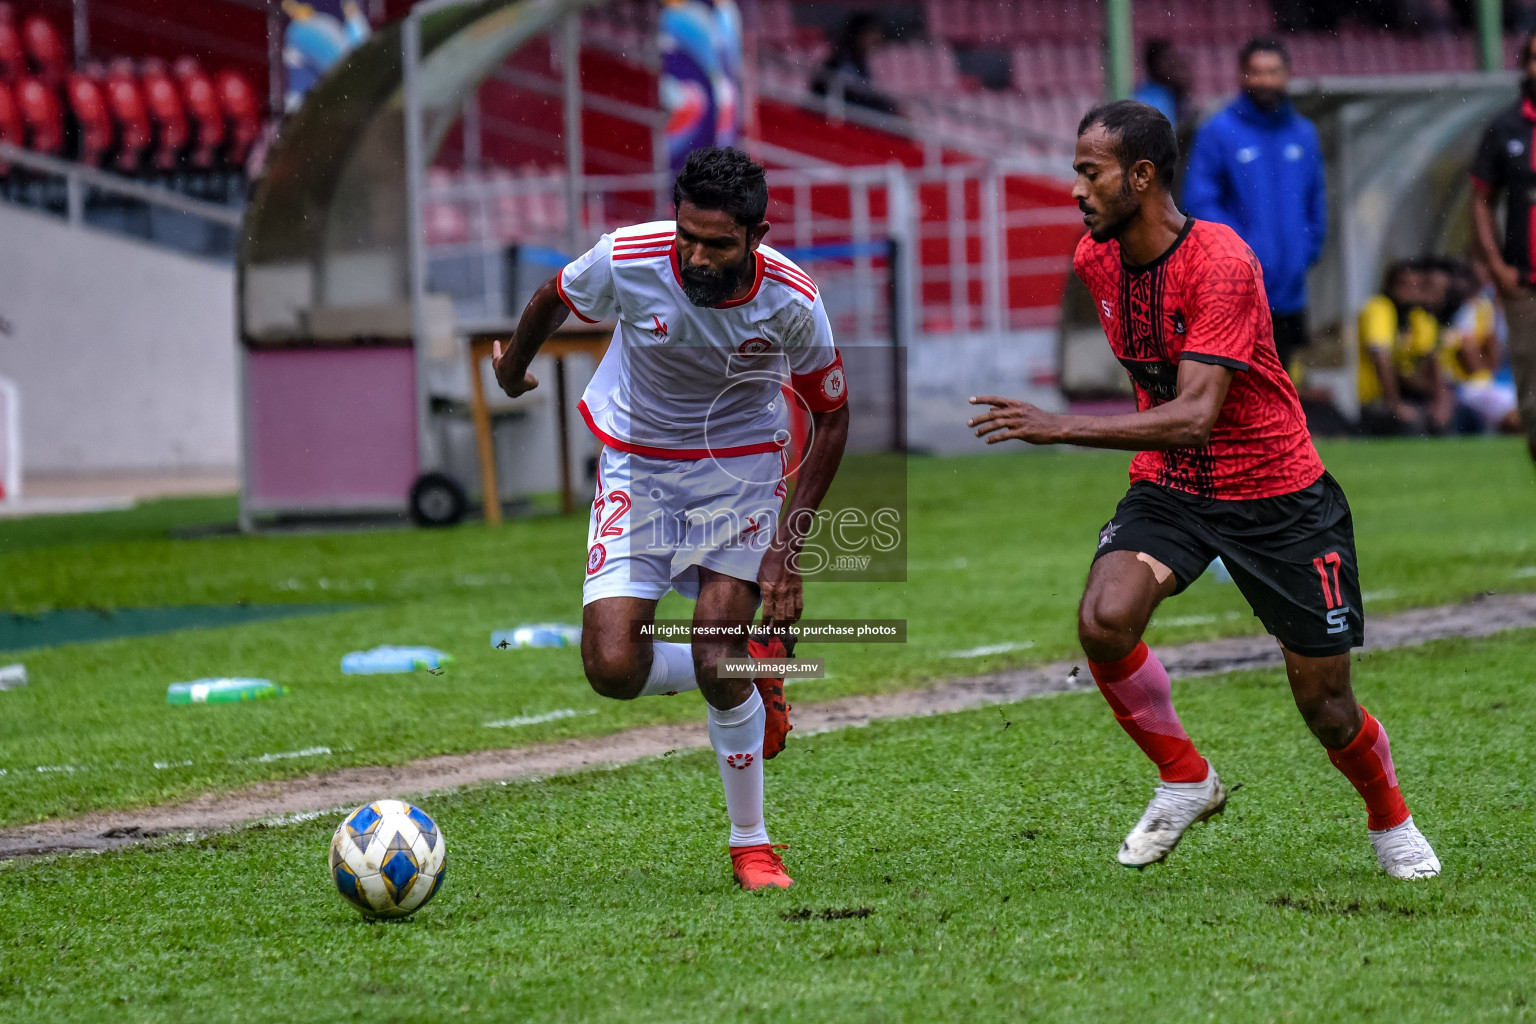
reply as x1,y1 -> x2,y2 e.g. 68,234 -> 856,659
0,203 -> 237,474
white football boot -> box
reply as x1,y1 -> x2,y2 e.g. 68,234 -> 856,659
1117,762 -> 1228,868
1369,816 -> 1441,879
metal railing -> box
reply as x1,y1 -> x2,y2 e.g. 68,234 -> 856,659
0,142 -> 244,259
421,158 -> 1083,342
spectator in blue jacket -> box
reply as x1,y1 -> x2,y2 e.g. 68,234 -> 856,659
1183,36 -> 1327,371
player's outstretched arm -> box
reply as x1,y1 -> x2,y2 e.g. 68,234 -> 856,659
490,274 -> 570,398
759,403 -> 850,627
967,359 -> 1235,452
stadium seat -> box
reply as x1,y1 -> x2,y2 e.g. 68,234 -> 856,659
19,14 -> 66,87
139,58 -> 188,170
65,70 -> 112,166
0,5 -> 24,82
14,74 -> 61,154
214,68 -> 261,167
104,58 -> 151,174
0,79 -> 21,172
173,57 -> 225,169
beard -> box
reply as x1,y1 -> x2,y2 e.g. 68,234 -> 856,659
1246,86 -> 1284,111
679,254 -> 753,306
1084,179 -> 1138,243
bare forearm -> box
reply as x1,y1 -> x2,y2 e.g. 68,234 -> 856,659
498,277 -> 569,386
1471,197 -> 1506,272
1372,350 -> 1403,408
1045,401 -> 1215,451
773,405 -> 849,551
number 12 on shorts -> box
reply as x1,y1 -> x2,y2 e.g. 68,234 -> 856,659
1314,551 -> 1349,634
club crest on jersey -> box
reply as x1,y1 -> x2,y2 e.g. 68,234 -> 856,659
586,543 -> 607,576
724,753 -> 754,770
738,337 -> 773,356
650,315 -> 669,339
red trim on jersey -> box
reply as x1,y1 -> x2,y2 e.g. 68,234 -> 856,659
579,400 -> 788,460
613,250 -> 671,262
555,268 -> 600,323
669,249 -> 765,308
1470,174 -> 1493,199
1523,97 -> 1536,123
614,239 -> 674,251
762,257 -> 815,291
765,272 -> 817,301
790,350 -> 848,412
614,229 -> 675,244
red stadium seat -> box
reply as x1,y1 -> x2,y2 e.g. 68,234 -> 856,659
19,14 -> 66,87
139,58 -> 187,170
173,56 -> 224,169
0,79 -> 21,172
104,58 -> 150,174
215,68 -> 261,167
0,7 -> 24,82
15,75 -> 62,154
66,70 -> 112,167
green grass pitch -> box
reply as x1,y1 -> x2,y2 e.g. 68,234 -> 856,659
0,438 -> 1533,1020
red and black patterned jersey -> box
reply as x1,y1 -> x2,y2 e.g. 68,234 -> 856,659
1073,218 -> 1324,500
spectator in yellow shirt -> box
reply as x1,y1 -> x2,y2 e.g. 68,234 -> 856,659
1441,260 -> 1521,433
1357,260 -> 1455,434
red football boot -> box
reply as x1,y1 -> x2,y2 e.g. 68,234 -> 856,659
731,843 -> 794,890
748,630 -> 794,758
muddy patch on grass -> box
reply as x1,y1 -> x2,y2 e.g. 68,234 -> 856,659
3,592 -> 1534,861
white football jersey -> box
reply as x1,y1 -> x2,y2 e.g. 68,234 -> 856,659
557,220 -> 845,458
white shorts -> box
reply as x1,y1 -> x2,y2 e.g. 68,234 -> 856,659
582,445 -> 788,605
1457,379 -> 1518,428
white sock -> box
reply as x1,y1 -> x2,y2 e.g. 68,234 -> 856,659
707,688 -> 770,847
637,641 -> 699,697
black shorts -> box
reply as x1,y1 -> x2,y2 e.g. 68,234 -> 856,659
1092,472 -> 1364,658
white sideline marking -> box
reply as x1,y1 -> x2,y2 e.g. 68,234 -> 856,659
1362,589 -> 1399,603
483,708 -> 596,729
154,760 -> 194,770
1510,566 -> 1536,579
34,765 -> 82,774
946,641 -> 1036,658
250,745 -> 332,763
1160,611 -> 1244,628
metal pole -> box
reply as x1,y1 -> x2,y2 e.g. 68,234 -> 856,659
267,1 -> 283,114
1105,0 -> 1133,100
72,0 -> 88,64
403,12 -> 437,474
561,13 -> 584,257
1475,0 -> 1503,72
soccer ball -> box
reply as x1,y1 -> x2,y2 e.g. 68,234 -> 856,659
329,799 -> 447,919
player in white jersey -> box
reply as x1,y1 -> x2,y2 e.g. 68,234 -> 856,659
492,148 -> 850,890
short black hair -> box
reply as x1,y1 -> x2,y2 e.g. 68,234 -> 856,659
1239,35 -> 1290,69
672,146 -> 769,227
1077,100 -> 1179,189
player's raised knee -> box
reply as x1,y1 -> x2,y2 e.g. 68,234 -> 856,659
580,641 -> 647,700
1077,593 -> 1146,663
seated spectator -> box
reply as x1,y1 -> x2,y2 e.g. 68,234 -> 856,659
1357,259 -> 1457,434
1441,258 -> 1522,433
1133,40 -> 1192,133
810,11 -> 899,118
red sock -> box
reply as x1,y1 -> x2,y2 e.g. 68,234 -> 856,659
1089,642 -> 1208,783
1327,707 -> 1410,831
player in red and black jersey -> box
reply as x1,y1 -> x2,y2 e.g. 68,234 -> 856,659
967,100 -> 1439,879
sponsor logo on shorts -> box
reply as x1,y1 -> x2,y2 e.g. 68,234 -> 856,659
1098,521 -> 1120,549
724,752 -> 754,770
586,543 -> 607,576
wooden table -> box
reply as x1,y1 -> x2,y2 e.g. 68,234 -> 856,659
466,324 -> 613,525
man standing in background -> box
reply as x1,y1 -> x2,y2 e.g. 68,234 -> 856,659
1183,37 -> 1326,374
1469,31 -> 1536,465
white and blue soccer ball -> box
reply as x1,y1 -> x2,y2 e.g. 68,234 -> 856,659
329,799 -> 447,919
